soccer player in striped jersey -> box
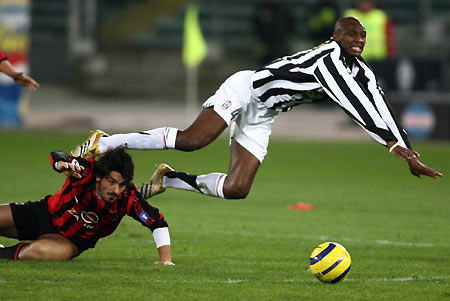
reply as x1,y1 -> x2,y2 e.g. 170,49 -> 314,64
0,148 -> 174,264
0,50 -> 39,91
72,17 -> 442,201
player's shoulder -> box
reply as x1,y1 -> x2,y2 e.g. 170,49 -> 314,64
122,183 -> 141,201
308,40 -> 341,58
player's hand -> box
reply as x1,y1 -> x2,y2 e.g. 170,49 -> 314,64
57,161 -> 85,178
154,260 -> 175,265
13,72 -> 40,91
406,157 -> 443,179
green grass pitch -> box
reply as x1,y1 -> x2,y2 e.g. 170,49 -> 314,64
0,131 -> 449,300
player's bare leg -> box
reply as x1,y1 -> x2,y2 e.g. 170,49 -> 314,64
174,108 -> 260,198
73,108 -> 259,200
222,139 -> 260,199
144,139 -> 260,200
72,108 -> 227,158
136,108 -> 259,199
175,107 -> 227,151
18,234 -> 79,261
0,207 -> 78,260
141,109 -> 259,199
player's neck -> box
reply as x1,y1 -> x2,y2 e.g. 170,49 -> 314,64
342,54 -> 354,68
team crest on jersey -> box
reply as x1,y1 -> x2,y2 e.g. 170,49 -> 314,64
221,100 -> 232,110
140,212 -> 150,222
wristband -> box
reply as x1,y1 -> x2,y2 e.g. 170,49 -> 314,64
389,141 -> 400,153
152,227 -> 171,248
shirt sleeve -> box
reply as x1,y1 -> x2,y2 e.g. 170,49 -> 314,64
125,187 -> 169,231
312,46 -> 411,149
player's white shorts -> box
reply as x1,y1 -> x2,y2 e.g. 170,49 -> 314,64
202,70 -> 278,162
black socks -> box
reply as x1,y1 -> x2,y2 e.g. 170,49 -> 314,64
0,242 -> 28,260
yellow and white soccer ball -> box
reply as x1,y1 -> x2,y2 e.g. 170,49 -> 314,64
309,242 -> 351,283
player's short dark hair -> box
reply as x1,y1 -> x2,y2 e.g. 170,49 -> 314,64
94,147 -> 134,184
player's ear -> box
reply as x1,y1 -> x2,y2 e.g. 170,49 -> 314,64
332,32 -> 339,41
96,176 -> 101,183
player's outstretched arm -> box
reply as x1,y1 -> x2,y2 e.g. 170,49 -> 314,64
154,244 -> 175,265
387,141 -> 443,179
152,227 -> 174,265
0,60 -> 40,91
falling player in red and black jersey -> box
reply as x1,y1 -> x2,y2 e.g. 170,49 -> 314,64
0,147 -> 173,264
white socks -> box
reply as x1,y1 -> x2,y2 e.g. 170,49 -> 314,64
98,127 -> 178,153
163,172 -> 226,198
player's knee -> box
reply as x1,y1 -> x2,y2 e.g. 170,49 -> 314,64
19,243 -> 49,260
19,240 -> 77,261
176,132 -> 211,151
223,183 -> 251,199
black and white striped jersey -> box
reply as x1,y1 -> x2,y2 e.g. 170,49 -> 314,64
252,40 -> 411,149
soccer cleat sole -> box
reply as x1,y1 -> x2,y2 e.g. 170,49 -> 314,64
71,130 -> 109,158
139,163 -> 174,199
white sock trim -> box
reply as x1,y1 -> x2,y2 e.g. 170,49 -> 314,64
152,227 -> 171,248
164,127 -> 178,149
215,174 -> 226,198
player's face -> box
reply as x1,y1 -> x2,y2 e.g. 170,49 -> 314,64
95,171 -> 127,203
333,20 -> 366,57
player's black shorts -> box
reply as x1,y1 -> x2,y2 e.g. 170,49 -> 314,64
10,196 -> 56,240
9,196 -> 88,253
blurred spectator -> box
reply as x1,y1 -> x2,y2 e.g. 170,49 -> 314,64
252,0 -> 294,65
345,0 -> 396,61
308,0 -> 340,47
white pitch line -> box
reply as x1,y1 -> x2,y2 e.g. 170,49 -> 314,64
173,230 -> 450,248
121,275 -> 450,284
1,276 -> 448,285
346,275 -> 449,282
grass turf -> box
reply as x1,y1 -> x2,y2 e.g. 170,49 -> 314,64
0,131 -> 449,300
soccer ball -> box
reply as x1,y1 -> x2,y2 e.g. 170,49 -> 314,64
309,242 -> 351,283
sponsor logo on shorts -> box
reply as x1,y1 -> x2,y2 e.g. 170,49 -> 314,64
221,100 -> 232,110
140,212 -> 150,222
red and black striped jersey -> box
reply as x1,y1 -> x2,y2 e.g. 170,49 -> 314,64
48,151 -> 168,249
